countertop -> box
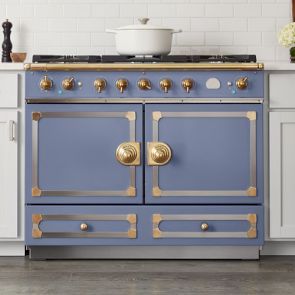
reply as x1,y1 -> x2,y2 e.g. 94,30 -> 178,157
0,62 -> 25,70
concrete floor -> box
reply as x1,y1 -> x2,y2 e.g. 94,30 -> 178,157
0,256 -> 294,295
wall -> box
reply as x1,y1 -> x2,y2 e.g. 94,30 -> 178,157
0,0 -> 292,62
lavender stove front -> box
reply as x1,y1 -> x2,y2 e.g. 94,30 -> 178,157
25,55 -> 264,259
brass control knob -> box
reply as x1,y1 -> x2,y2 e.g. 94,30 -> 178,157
182,79 -> 194,93
80,223 -> 88,231
62,77 -> 75,90
138,79 -> 151,90
200,223 -> 209,232
94,78 -> 107,93
236,77 -> 248,90
40,75 -> 53,91
116,79 -> 128,93
160,79 -> 172,93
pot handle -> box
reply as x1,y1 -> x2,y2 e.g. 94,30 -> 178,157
106,29 -> 117,34
172,29 -> 182,34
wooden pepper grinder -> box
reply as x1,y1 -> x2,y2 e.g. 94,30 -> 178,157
2,19 -> 12,62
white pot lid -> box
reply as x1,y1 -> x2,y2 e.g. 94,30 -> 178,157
115,18 -> 173,31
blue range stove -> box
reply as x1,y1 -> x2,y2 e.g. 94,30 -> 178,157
24,55 -> 264,259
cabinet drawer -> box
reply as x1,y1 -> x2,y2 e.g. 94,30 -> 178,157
269,74 -> 295,108
0,73 -> 18,108
148,205 -> 263,246
26,206 -> 138,246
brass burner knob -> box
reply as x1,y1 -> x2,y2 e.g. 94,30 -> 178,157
182,79 -> 194,93
160,79 -> 172,93
200,223 -> 209,232
236,77 -> 248,90
150,143 -> 172,165
116,79 -> 128,93
62,77 -> 75,90
94,78 -> 107,93
80,223 -> 88,231
40,75 -> 53,91
138,79 -> 151,90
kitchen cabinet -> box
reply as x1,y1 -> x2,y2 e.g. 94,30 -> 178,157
0,111 -> 18,238
270,112 -> 295,238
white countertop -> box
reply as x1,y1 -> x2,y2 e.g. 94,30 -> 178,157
0,62 -> 24,70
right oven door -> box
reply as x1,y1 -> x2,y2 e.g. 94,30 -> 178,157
145,104 -> 263,204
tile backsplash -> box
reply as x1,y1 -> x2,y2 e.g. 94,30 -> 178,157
0,0 -> 292,62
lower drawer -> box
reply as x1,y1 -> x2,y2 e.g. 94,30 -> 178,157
26,205 -> 263,246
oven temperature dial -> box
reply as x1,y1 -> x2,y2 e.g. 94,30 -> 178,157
62,77 -> 75,90
40,75 -> 53,91
236,77 -> 248,90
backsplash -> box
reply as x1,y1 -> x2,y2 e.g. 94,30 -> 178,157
0,0 -> 292,62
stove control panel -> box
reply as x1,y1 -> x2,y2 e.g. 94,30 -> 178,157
28,71 -> 264,100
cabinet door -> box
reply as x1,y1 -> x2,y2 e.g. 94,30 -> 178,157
0,111 -> 18,238
26,104 -> 143,204
270,112 -> 295,238
145,104 -> 263,204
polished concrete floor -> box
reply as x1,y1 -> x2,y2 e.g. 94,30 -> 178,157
0,256 -> 294,295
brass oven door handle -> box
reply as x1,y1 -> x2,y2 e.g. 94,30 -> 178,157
116,142 -> 140,166
147,142 -> 172,166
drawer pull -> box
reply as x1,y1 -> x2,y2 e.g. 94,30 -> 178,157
147,142 -> 172,166
80,223 -> 88,231
116,142 -> 140,166
200,223 -> 209,232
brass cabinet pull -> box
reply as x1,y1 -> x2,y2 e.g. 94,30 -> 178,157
80,223 -> 88,231
116,142 -> 140,166
147,142 -> 172,166
200,223 -> 209,232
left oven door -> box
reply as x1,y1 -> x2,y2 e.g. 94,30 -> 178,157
26,104 -> 143,204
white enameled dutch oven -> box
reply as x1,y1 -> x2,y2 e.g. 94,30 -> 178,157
106,18 -> 182,56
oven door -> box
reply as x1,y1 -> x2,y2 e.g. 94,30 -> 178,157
145,104 -> 263,204
26,104 -> 143,204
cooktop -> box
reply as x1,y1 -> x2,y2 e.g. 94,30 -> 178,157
32,54 -> 257,64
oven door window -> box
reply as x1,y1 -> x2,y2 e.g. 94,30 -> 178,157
26,104 -> 143,204
145,103 -> 263,204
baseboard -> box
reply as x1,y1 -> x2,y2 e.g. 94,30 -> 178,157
262,241 -> 295,255
0,242 -> 25,256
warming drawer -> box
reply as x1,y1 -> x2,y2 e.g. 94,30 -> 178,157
26,205 -> 263,246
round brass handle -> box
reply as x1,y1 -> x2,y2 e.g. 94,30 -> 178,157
116,142 -> 139,166
150,143 -> 172,165
94,78 -> 107,93
182,79 -> 194,93
80,223 -> 88,231
160,79 -> 172,93
138,79 -> 151,90
62,77 -> 75,90
236,77 -> 248,90
40,75 -> 53,91
116,79 -> 128,93
200,223 -> 209,232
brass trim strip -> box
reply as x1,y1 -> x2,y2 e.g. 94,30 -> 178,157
151,111 -> 257,198
152,213 -> 257,239
31,111 -> 138,198
32,214 -> 137,239
26,98 -> 264,104
24,62 -> 264,71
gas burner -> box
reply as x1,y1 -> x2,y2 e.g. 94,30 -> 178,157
32,55 -> 102,63
32,54 -> 257,64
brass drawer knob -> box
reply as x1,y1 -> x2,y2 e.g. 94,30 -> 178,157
116,142 -> 140,166
200,223 -> 209,232
80,223 -> 88,231
148,142 -> 172,166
